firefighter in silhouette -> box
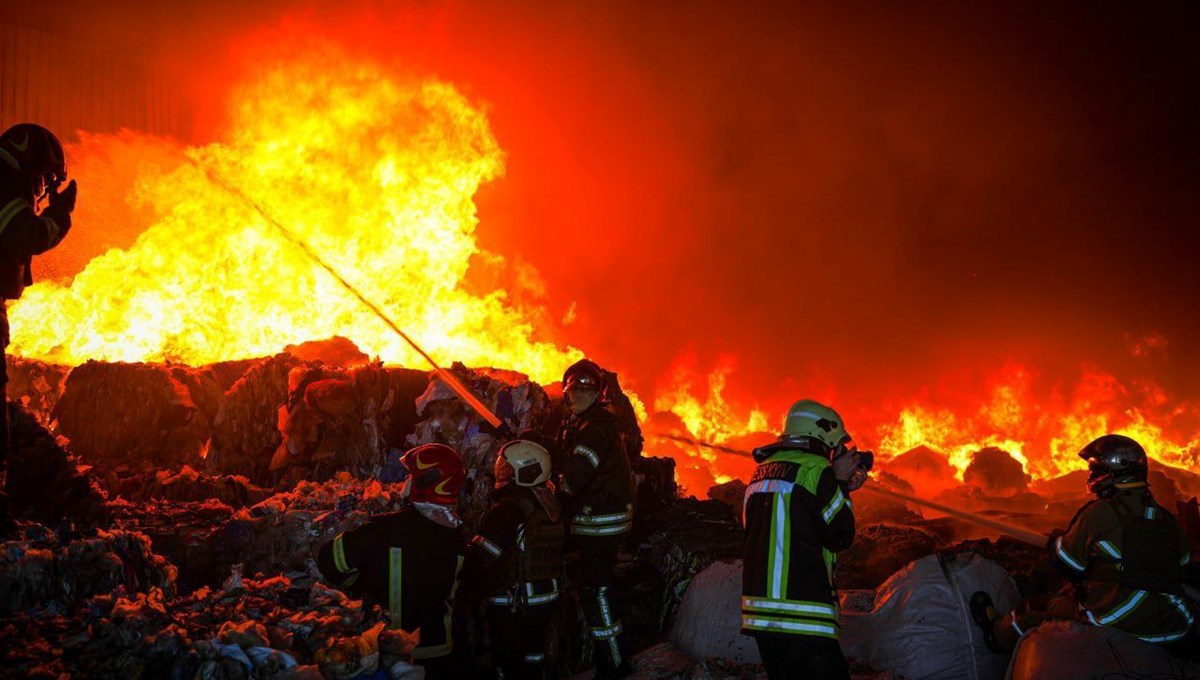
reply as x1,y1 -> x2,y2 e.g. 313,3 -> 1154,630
742,400 -> 868,680
0,124 -> 76,534
555,359 -> 636,678
971,434 -> 1195,656
317,443 -> 468,678
457,439 -> 565,679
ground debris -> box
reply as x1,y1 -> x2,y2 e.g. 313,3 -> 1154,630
0,568 -> 400,680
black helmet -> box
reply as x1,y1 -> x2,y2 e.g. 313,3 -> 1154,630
1078,434 -> 1148,498
562,359 -> 606,393
0,124 -> 66,199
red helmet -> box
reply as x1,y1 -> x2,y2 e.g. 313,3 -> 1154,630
0,124 -> 67,189
400,443 -> 465,505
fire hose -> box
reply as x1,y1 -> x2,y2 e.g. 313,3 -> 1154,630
190,159 -> 505,430
654,431 -> 1047,548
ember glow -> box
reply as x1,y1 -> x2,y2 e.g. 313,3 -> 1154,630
9,44 -> 581,383
654,360 -> 1200,491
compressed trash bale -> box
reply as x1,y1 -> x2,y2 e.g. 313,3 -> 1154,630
107,465 -> 273,508
205,354 -> 303,483
0,572 -> 384,679
837,523 -> 939,589
210,475 -> 409,581
282,336 -> 370,368
635,498 -> 745,632
4,356 -> 70,426
634,455 -> 678,516
107,497 -> 238,590
0,523 -> 177,614
357,365 -> 428,457
705,479 -> 746,524
53,360 -> 209,471
168,364 -> 229,431
5,401 -> 109,529
407,363 -> 553,533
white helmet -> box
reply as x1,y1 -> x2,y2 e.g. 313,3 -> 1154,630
495,439 -> 552,488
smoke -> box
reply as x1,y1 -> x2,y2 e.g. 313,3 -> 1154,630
5,1 -> 1199,468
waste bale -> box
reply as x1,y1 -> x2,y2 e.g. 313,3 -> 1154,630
407,363 -> 553,534
837,523 -> 938,589
0,572 -> 386,679
107,497 -> 238,591
53,360 -> 209,471
168,364 -> 230,431
635,498 -> 745,633
4,356 -> 71,426
205,353 -> 304,483
5,401 -> 109,529
635,456 -> 679,516
105,465 -> 274,508
211,475 -> 409,581
210,355 -> 427,487
1005,619 -> 1200,680
852,476 -> 924,525
0,523 -> 177,615
705,479 -> 746,525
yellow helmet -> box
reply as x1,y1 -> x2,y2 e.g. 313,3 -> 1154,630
495,439 -> 553,488
781,400 -> 851,452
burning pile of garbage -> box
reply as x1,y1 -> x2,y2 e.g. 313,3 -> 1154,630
2,341 -> 1198,679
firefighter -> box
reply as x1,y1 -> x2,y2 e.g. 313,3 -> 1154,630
971,434 -> 1195,655
316,443 -> 468,678
555,359 -> 636,679
0,124 -> 76,534
457,439 -> 565,679
742,400 -> 868,680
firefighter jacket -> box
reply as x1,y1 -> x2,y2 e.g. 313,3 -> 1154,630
741,448 -> 855,640
556,404 -> 636,538
1050,488 -> 1194,643
458,485 -> 565,611
0,174 -> 72,303
317,504 -> 466,659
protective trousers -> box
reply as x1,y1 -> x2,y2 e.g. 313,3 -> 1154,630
755,634 -> 849,680
575,533 -> 626,677
488,602 -> 552,679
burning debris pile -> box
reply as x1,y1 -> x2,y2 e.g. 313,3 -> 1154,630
1,345 -> 1197,679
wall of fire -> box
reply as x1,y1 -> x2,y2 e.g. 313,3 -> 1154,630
0,23 -> 189,141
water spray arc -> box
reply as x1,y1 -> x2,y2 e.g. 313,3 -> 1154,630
192,158 -> 505,430
652,431 -> 1049,548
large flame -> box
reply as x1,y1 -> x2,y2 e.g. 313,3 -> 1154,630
652,359 -> 1200,488
7,41 -> 1197,493
10,44 -> 580,383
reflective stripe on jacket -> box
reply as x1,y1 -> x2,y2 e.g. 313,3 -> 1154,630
741,449 -> 854,639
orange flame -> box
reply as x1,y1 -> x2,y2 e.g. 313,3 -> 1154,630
10,43 -> 581,384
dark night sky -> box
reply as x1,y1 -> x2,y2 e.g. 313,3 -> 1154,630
5,1 -> 1199,415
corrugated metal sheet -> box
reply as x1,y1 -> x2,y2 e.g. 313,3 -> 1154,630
0,23 -> 190,141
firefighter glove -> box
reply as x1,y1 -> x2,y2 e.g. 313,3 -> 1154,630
49,179 -> 77,213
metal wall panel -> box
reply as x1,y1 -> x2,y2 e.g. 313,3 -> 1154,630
0,23 -> 190,141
